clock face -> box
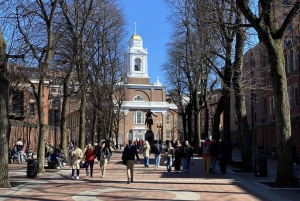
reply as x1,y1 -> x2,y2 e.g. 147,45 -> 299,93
134,40 -> 141,46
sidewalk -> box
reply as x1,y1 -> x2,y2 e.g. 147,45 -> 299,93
0,149 -> 299,201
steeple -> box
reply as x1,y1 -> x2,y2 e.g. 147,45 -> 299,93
126,24 -> 149,83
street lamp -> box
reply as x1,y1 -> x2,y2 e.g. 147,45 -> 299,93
156,121 -> 163,143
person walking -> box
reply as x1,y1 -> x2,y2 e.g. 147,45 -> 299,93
122,140 -> 140,184
210,139 -> 218,174
107,138 -> 115,164
140,140 -> 151,168
165,142 -> 174,174
15,138 -> 24,163
182,140 -> 193,173
152,140 -> 162,168
70,142 -> 83,179
202,138 -> 211,176
174,140 -> 182,172
84,144 -> 96,178
218,141 -> 228,174
98,141 -> 110,178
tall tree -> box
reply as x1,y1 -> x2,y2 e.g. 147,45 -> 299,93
0,30 -> 11,188
236,0 -> 300,187
15,0 -> 58,173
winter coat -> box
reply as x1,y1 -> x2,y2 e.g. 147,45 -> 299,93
84,149 -> 96,163
141,144 -> 151,157
71,148 -> 83,169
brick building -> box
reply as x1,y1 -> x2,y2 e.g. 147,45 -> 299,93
118,32 -> 178,146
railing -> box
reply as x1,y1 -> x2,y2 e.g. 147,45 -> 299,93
122,101 -> 177,109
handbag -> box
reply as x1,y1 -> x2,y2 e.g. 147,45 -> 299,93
191,159 -> 194,166
79,160 -> 87,168
110,146 -> 114,152
172,159 -> 175,167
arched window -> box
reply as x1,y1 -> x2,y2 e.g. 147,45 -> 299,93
134,58 -> 141,71
133,95 -> 144,101
134,110 -> 145,124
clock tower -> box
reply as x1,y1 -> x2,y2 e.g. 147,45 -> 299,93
126,32 -> 150,84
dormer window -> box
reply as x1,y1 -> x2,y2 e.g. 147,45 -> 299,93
134,58 -> 141,71
133,95 -> 144,101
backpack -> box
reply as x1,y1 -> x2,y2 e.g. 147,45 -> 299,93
153,144 -> 160,154
203,144 -> 210,155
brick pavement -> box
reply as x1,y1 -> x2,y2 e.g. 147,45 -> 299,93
0,148 -> 299,201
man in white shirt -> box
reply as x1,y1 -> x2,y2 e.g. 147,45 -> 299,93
15,138 -> 24,163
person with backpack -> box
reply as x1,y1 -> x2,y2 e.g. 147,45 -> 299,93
152,140 -> 162,168
122,140 -> 140,184
15,138 -> 24,163
202,138 -> 211,176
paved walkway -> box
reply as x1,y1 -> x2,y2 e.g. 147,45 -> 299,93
0,149 -> 299,201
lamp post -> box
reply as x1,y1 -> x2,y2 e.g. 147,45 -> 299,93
156,121 -> 163,143
211,114 -> 214,140
182,107 -> 187,141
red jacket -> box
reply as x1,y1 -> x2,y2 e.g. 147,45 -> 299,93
85,149 -> 96,162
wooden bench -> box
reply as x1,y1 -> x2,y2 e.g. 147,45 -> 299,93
47,161 -> 57,169
8,156 -> 17,163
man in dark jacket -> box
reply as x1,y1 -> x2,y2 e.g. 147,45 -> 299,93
122,140 -> 140,184
182,140 -> 193,173
153,140 -> 162,168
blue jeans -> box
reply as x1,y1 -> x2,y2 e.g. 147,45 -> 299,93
166,156 -> 173,173
210,157 -> 216,172
85,161 -> 94,176
144,157 -> 149,166
155,153 -> 161,167
107,152 -> 113,163
183,157 -> 191,172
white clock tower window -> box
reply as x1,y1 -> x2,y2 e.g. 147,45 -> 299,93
134,58 -> 141,71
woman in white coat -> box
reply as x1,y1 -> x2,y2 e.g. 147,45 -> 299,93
70,142 -> 83,179
140,141 -> 151,168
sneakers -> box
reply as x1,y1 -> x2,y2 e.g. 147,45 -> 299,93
85,175 -> 89,178
127,180 -> 130,184
101,175 -> 105,178
168,172 -> 171,175
57,167 -> 61,169
70,176 -> 75,180
131,179 -> 133,183
107,161 -> 110,164
76,176 -> 79,179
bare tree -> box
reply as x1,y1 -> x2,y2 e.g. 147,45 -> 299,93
236,0 -> 300,187
15,0 -> 59,173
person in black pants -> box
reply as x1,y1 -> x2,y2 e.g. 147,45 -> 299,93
218,141 -> 228,174
174,140 -> 182,172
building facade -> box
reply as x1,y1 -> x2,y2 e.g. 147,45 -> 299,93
118,33 -> 178,146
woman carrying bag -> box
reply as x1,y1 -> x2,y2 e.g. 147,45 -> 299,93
70,142 -> 83,180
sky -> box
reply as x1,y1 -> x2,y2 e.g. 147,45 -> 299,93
122,0 -> 170,85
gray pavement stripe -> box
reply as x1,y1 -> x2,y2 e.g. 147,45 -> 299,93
0,182 -> 47,201
72,187 -> 200,201
226,173 -> 293,201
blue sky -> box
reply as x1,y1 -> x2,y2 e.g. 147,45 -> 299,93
122,0 -> 170,85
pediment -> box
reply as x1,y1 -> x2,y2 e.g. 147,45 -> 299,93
130,49 -> 147,55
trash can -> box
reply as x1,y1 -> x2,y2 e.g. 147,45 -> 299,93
254,157 -> 267,177
27,159 -> 39,178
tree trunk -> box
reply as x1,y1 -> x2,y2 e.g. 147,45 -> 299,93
79,94 -> 86,150
92,108 -> 98,147
60,79 -> 70,163
37,76 -> 46,173
232,24 -> 253,171
0,31 -> 11,188
193,91 -> 201,154
212,96 -> 222,143
264,39 -> 294,186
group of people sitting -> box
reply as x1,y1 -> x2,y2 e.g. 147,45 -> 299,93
45,142 -> 65,169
